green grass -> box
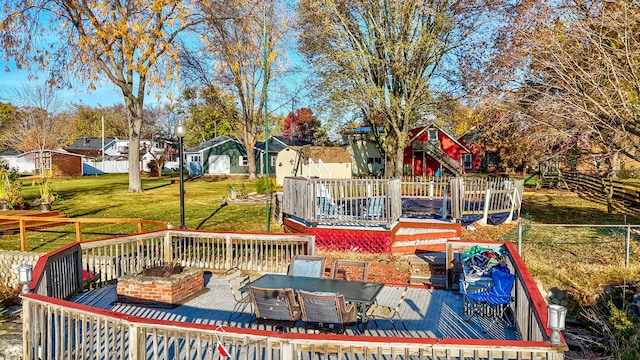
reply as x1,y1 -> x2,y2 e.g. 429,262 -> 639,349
0,174 -> 280,252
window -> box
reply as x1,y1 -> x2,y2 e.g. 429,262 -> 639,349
191,155 -> 201,162
367,157 -> 382,164
462,154 -> 472,169
239,156 -> 248,166
428,128 -> 438,141
270,155 -> 276,167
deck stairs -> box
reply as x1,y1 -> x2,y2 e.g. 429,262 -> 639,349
391,219 -> 461,254
402,251 -> 449,288
391,219 -> 461,288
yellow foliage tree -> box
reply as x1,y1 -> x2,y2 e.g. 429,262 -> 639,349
0,0 -> 207,192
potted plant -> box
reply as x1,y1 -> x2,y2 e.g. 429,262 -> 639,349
35,176 -> 56,212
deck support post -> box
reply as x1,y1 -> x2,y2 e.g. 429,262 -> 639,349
20,219 -> 27,251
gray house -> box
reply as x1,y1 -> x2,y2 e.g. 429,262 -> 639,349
185,136 -> 249,176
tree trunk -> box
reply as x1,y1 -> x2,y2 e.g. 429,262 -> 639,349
126,97 -> 144,192
243,129 -> 258,181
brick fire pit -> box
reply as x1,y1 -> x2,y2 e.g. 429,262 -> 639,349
116,267 -> 205,307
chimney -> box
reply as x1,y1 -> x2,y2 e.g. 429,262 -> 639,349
83,137 -> 88,145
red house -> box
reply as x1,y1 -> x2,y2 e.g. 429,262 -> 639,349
404,124 -> 470,176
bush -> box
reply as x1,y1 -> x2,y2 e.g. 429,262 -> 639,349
617,165 -> 640,180
254,177 -> 280,194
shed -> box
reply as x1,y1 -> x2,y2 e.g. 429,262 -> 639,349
275,146 -> 352,185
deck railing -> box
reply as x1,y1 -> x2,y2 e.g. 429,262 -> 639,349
282,177 -> 402,228
22,293 -> 565,360
283,176 -> 524,227
30,230 -> 316,297
23,235 -> 566,360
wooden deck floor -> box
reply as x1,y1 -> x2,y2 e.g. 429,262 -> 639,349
71,273 -> 520,340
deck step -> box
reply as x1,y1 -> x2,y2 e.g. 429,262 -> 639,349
391,220 -> 462,254
403,252 -> 448,288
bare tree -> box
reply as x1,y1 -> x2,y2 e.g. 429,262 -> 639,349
1,85 -> 69,174
489,0 -> 640,174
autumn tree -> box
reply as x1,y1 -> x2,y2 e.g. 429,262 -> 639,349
0,102 -> 17,138
0,1 -> 206,192
488,0 -> 640,175
297,0 -> 498,176
282,108 -> 322,142
182,0 -> 291,180
63,104 -> 131,142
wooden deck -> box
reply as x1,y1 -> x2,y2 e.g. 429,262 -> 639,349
71,273 -> 520,341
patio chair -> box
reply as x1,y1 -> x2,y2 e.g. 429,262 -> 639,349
330,259 -> 370,282
248,286 -> 301,330
225,267 -> 252,324
365,284 -> 409,334
365,197 -> 385,220
316,196 -> 342,219
298,290 -> 357,334
287,255 -> 326,278
460,268 -> 515,332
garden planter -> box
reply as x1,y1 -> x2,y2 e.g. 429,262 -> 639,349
39,202 -> 52,212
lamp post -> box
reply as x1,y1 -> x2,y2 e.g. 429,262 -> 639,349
174,123 -> 187,229
18,263 -> 33,294
547,304 -> 567,345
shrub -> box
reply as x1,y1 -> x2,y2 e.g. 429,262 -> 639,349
254,177 -> 280,194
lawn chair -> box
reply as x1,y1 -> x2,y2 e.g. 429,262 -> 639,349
225,267 -> 252,324
330,259 -> 369,282
287,255 -> 326,278
298,290 -> 357,334
365,197 -> 385,220
365,284 -> 409,334
248,286 -> 301,330
316,196 -> 342,219
460,269 -> 515,332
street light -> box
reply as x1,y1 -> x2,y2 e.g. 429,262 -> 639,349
174,122 -> 187,229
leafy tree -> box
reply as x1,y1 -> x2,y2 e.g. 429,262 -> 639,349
171,86 -> 236,148
281,108 -> 322,143
297,0 -> 497,176
63,104 -> 130,142
0,1 -> 205,192
0,102 -> 16,137
182,0 -> 291,180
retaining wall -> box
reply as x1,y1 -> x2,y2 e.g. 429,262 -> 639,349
0,250 -> 41,288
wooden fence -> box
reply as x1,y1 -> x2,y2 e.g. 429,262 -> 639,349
282,177 -> 402,227
563,171 -> 640,213
22,233 -> 565,360
0,214 -> 167,251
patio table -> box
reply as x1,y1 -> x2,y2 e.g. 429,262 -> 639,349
245,274 -> 384,323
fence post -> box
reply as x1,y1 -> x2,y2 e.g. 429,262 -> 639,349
128,324 -> 145,360
517,221 -> 523,255
281,341 -> 294,360
626,225 -> 631,268
75,221 -> 83,243
164,230 -> 173,263
225,235 -> 233,270
20,219 -> 27,252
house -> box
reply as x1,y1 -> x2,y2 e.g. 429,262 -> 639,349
184,136 -> 248,176
341,126 -> 385,177
0,148 -> 35,173
275,146 -> 352,185
404,123 -> 470,176
65,137 -> 118,158
254,136 -> 312,177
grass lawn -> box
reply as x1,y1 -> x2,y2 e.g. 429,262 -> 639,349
0,174 -> 280,252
